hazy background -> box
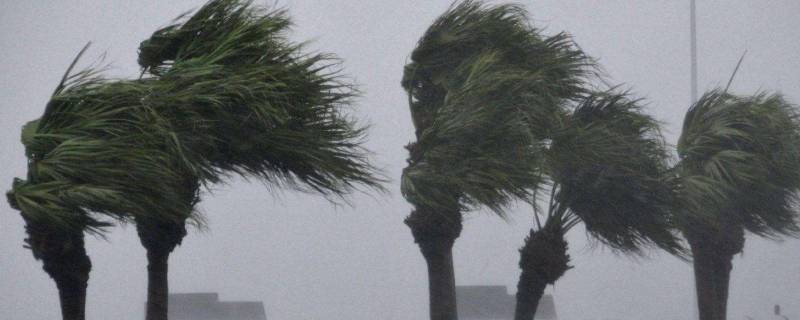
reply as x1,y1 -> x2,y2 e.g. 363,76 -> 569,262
1,1 -> 799,319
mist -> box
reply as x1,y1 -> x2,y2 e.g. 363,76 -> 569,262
1,1 -> 799,320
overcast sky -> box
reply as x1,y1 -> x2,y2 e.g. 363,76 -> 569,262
1,1 -> 799,320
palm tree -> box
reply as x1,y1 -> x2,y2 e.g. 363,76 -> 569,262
401,2 -> 590,319
7,180 -> 93,320
134,1 -> 382,319
133,178 -> 200,320
514,92 -> 684,320
675,90 -> 800,320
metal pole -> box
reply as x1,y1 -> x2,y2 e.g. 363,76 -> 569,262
690,3 -> 700,319
690,0 -> 698,103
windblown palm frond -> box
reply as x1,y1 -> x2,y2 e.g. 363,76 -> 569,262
139,0 -> 382,197
401,0 -> 592,214
138,0 -> 293,75
677,90 -> 800,237
10,72 -> 201,233
8,178 -> 111,233
546,91 -> 682,254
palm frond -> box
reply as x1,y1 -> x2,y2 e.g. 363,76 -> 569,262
138,0 -> 293,75
9,178 -> 113,234
401,0 -> 592,214
138,0 -> 383,197
677,90 -> 800,237
547,90 -> 683,255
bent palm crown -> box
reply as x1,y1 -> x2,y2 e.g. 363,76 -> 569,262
677,90 -> 800,238
8,0 -> 381,235
401,0 -> 592,214
544,91 -> 682,254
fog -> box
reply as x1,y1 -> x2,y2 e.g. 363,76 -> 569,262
1,1 -> 799,319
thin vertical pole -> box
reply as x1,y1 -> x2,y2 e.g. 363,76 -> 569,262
690,0 -> 698,103
690,3 -> 700,318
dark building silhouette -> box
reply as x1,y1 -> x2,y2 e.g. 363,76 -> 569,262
163,293 -> 267,320
456,285 -> 557,320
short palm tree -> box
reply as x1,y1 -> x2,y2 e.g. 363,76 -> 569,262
6,175 -> 95,320
514,91 -> 683,320
401,2 -> 590,319
675,90 -> 800,320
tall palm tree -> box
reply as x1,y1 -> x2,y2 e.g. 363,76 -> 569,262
514,92 -> 684,320
675,90 -> 800,320
133,179 -> 200,320
134,1 -> 382,319
401,2 -> 590,319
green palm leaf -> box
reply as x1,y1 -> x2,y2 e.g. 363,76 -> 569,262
10,0 -> 382,233
547,91 -> 682,254
401,0 -> 592,214
677,90 -> 800,237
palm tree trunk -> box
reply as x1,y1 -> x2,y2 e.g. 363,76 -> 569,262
514,226 -> 570,320
136,219 -> 187,320
690,241 -> 718,320
420,238 -> 458,320
687,220 -> 743,320
145,248 -> 171,320
55,272 -> 89,320
712,253 -> 733,320
24,220 -> 91,320
405,207 -> 462,320
514,271 -> 547,320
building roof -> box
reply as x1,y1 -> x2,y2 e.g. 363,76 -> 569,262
165,292 -> 267,320
456,285 -> 557,320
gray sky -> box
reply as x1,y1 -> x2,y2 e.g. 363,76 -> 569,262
1,1 -> 799,320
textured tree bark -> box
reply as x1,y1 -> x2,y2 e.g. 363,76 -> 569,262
406,207 -> 462,320
137,219 -> 187,320
712,253 -> 734,320
687,222 -> 743,320
690,242 -> 718,320
145,249 -> 170,320
514,225 -> 569,320
24,220 -> 91,320
54,272 -> 89,320
420,238 -> 458,320
514,272 -> 547,320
